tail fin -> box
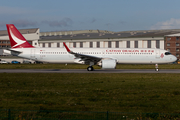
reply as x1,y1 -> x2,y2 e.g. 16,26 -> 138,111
6,24 -> 34,48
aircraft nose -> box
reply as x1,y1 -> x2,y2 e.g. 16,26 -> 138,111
172,55 -> 177,62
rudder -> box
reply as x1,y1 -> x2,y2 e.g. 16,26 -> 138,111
6,24 -> 34,48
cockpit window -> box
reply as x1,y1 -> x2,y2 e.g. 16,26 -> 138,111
165,52 -> 171,55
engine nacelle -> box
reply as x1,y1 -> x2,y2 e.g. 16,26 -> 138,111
99,59 -> 117,69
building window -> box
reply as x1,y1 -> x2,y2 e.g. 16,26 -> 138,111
90,42 -> 93,48
156,40 -> 160,48
127,41 -> 130,48
97,41 -> 100,48
2,41 -> 6,43
176,54 -> 179,57
43,43 -> 45,47
134,41 -> 138,48
108,41 -> 111,48
176,37 -> 179,41
73,42 -> 76,48
176,48 -> 179,51
48,43 -> 51,47
167,48 -> 170,52
167,38 -> 171,41
115,41 -> 119,48
28,41 -> 32,44
176,43 -> 179,46
80,42 -> 83,48
57,43 -> 60,47
167,43 -> 170,46
147,40 -> 151,48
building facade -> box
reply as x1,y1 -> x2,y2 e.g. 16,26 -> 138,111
165,33 -> 180,60
38,37 -> 164,50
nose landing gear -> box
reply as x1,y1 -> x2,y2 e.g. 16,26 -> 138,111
155,64 -> 159,71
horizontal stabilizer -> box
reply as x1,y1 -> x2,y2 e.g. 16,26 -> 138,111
6,49 -> 22,53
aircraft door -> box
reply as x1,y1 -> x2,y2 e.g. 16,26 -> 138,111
156,49 -> 160,59
102,50 -> 105,57
31,49 -> 36,59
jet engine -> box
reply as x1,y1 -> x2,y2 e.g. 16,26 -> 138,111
98,59 -> 117,69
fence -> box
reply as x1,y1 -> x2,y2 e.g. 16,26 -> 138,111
0,109 -> 180,120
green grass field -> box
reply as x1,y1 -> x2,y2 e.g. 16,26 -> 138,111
1,73 -> 180,114
0,63 -> 180,69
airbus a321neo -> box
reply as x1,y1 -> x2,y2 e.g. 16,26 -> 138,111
4,24 -> 177,71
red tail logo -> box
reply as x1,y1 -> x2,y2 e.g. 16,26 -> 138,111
6,24 -> 34,48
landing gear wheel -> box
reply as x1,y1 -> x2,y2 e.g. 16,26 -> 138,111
155,64 -> 159,72
87,66 -> 94,71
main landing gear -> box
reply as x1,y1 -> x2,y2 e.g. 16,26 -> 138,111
87,62 -> 95,71
87,66 -> 94,71
155,64 -> 159,71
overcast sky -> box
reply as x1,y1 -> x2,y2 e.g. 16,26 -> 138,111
1,0 -> 180,32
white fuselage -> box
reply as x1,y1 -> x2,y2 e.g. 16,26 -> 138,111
7,47 -> 177,64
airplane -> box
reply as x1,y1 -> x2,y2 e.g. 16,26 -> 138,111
4,24 -> 177,71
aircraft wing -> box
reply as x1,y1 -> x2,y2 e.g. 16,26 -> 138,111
63,42 -> 102,64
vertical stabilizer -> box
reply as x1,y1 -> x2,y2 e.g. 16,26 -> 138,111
6,24 -> 34,48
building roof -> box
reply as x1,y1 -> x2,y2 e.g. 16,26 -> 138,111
0,28 -> 39,36
1,27 -> 180,40
39,29 -> 180,41
165,33 -> 180,37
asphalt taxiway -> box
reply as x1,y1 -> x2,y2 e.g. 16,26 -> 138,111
0,69 -> 180,73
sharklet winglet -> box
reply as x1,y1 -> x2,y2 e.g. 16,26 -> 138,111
63,42 -> 71,52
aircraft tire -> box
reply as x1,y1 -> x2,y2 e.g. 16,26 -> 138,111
87,66 -> 94,71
